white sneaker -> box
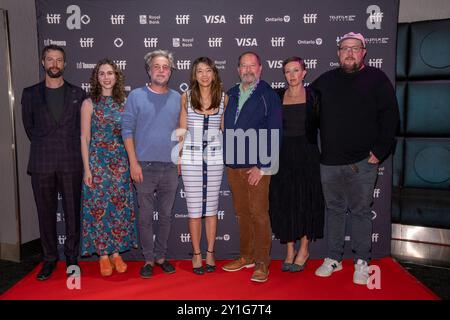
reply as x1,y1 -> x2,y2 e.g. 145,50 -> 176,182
315,258 -> 343,277
353,259 -> 369,285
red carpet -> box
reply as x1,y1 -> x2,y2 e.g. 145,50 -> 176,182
0,258 -> 438,300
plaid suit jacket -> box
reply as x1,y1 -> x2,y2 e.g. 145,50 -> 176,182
21,81 -> 86,174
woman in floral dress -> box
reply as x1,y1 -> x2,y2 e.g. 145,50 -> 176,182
80,59 -> 137,276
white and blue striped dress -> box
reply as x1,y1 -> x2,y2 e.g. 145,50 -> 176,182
181,90 -> 224,218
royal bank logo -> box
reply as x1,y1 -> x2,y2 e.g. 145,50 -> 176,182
367,5 -> 383,29
46,13 -> 61,24
208,37 -> 223,47
329,15 -> 356,22
267,60 -> 283,69
271,37 -> 285,47
303,13 -> 318,24
144,38 -> 158,48
172,38 -> 194,48
80,37 -> 94,48
369,58 -> 383,68
203,15 -> 226,23
271,82 -> 286,89
304,59 -> 318,69
66,5 -> 90,30
113,60 -> 127,70
235,38 -> 258,47
110,14 -> 125,24
239,14 -> 254,24
175,14 -> 190,24
177,60 -> 191,70
44,39 -> 67,46
139,14 -> 161,24
215,60 -> 226,70
114,38 -> 124,48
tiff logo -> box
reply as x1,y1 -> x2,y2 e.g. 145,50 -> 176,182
271,82 -> 285,89
114,60 -> 127,70
369,58 -> 383,68
217,211 -> 225,220
66,5 -> 90,30
144,38 -> 158,47
367,5 -> 383,29
58,235 -> 67,245
176,15 -> 190,24
239,14 -> 254,24
208,37 -> 223,47
81,83 -> 91,92
304,59 -> 318,69
177,60 -> 191,70
372,233 -> 380,243
235,38 -> 258,47
80,38 -> 94,48
153,211 -> 159,221
180,233 -> 191,243
303,13 -> 318,23
111,14 -> 125,24
203,15 -> 226,23
46,14 -> 61,24
373,188 -> 381,198
266,60 -> 283,69
271,37 -> 285,47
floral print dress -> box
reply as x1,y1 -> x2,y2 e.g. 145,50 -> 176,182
81,96 -> 137,256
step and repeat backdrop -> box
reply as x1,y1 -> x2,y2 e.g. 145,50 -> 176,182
35,0 -> 399,260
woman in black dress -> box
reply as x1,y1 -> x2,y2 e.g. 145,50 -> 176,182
269,57 -> 324,272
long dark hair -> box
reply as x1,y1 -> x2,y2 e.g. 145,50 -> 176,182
89,58 -> 125,104
189,57 -> 222,111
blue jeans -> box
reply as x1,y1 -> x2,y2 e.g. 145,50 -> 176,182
320,157 -> 378,263
135,161 -> 179,262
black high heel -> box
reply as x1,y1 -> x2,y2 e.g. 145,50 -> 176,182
190,252 -> 204,275
205,250 -> 216,273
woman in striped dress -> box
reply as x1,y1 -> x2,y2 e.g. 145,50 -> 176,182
178,57 -> 228,275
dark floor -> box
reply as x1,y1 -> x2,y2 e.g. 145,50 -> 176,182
1,240 -> 449,299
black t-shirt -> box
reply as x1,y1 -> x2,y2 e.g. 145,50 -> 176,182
45,83 -> 66,123
311,66 -> 399,165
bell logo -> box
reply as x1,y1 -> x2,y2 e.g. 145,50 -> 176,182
177,60 -> 191,70
303,13 -> 318,24
203,15 -> 226,23
46,14 -> 61,24
208,37 -> 223,47
367,5 -> 383,29
80,38 -> 94,48
144,38 -> 158,48
176,15 -> 190,24
239,14 -> 253,24
369,58 -> 383,68
271,37 -> 285,47
66,5 -> 90,30
266,60 -> 283,69
235,38 -> 258,47
304,59 -> 318,69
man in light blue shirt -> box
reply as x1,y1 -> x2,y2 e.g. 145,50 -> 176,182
122,49 -> 181,278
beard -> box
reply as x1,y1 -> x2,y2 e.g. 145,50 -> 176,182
46,67 -> 64,78
340,58 -> 362,73
240,72 -> 258,85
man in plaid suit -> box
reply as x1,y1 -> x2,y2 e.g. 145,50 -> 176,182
22,45 -> 86,280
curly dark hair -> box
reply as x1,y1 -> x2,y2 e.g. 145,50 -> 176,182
189,57 -> 223,111
89,58 -> 125,104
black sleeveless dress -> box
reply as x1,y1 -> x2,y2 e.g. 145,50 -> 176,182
269,98 -> 324,243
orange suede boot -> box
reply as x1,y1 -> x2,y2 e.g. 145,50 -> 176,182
99,257 -> 113,276
110,255 -> 127,273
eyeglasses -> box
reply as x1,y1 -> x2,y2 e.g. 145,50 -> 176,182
339,46 -> 365,53
151,64 -> 171,71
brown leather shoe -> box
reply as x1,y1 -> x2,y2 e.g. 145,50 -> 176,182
251,262 -> 269,283
99,257 -> 113,276
222,257 -> 255,272
110,255 -> 127,273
